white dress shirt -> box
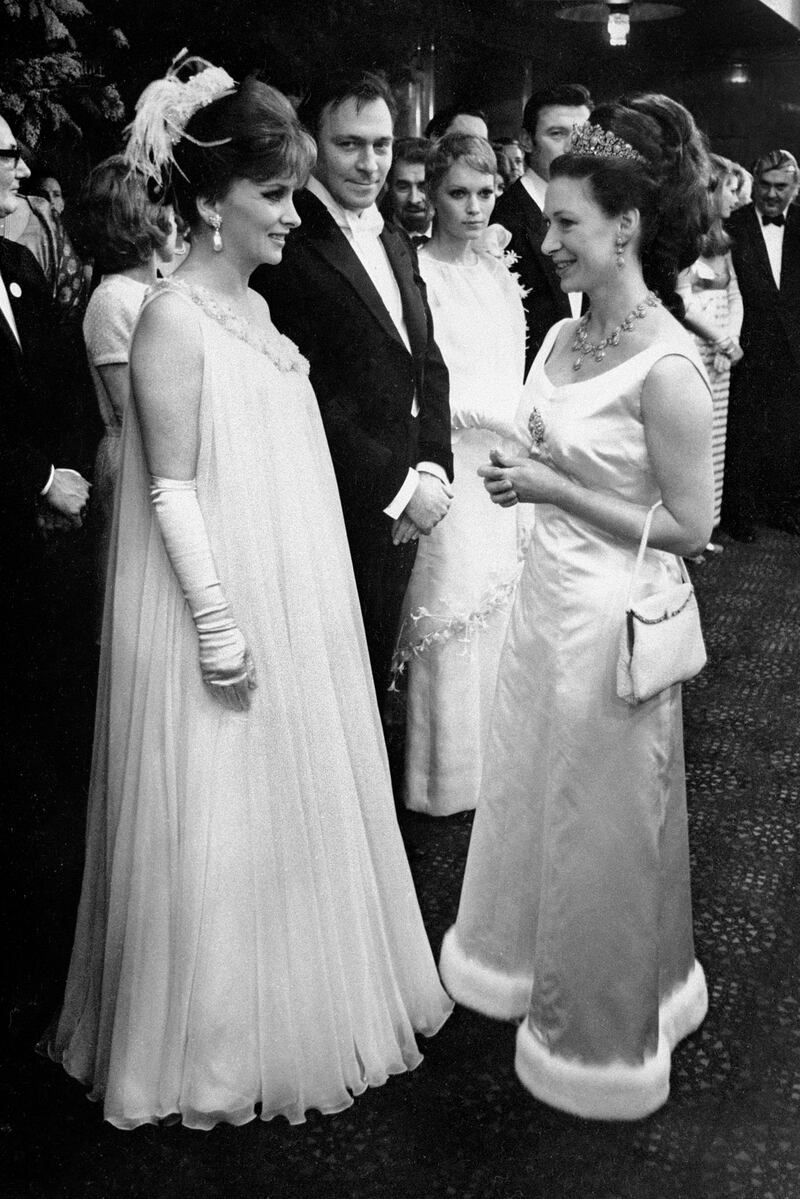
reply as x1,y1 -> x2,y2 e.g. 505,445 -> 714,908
521,168 -> 583,320
306,176 -> 447,519
0,270 -> 21,346
758,212 -> 786,288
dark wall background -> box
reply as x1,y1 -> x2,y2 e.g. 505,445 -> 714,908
29,0 -> 800,188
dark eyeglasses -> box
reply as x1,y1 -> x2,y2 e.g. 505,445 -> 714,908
0,145 -> 22,167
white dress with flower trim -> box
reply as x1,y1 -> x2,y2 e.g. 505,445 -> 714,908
394,238 -> 527,816
50,280 -> 452,1130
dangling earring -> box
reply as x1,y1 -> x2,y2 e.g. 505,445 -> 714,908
209,213 -> 223,252
615,233 -> 625,270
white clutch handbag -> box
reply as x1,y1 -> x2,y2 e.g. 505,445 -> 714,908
616,501 -> 707,706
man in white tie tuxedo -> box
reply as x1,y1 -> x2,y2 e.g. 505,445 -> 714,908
723,149 -> 800,540
252,71 -> 453,707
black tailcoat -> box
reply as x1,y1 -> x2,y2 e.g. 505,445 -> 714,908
252,189 -> 452,697
492,178 -> 573,375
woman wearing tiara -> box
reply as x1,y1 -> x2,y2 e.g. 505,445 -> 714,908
49,59 -> 451,1130
439,96 -> 714,1119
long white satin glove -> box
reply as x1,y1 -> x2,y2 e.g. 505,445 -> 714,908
150,477 -> 257,711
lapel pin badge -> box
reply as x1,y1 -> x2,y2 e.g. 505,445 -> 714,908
9,282 -> 22,298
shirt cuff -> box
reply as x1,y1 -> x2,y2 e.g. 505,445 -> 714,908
416,461 -> 448,486
40,465 -> 55,496
383,468 -> 419,519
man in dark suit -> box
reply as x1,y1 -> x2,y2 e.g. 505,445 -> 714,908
1,112 -> 91,1054
493,84 -> 592,375
723,149 -> 800,541
253,71 -> 453,706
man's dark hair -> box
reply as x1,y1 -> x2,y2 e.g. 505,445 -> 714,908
388,136 -> 430,175
297,70 -> 397,139
425,104 -> 488,140
522,84 -> 593,136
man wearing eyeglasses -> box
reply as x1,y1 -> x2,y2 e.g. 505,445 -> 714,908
1,111 -> 91,1056
0,117 -> 90,527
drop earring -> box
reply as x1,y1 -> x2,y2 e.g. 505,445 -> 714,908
209,213 -> 223,252
615,233 -> 625,269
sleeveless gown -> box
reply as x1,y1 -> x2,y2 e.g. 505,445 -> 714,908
50,281 -> 452,1129
394,248 -> 527,816
677,253 -> 743,527
440,319 -> 710,1120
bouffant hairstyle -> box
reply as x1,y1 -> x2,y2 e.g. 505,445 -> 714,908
74,155 -> 173,273
170,76 -> 316,225
699,153 -> 735,258
424,133 -> 498,199
549,93 -> 712,315
297,70 -> 397,141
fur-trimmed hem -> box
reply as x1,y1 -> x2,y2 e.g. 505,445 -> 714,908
439,926 -> 532,1021
514,961 -> 708,1121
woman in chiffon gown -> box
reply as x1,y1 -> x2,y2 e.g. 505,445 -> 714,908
394,134 -> 527,816
49,63 -> 451,1131
439,96 -> 715,1121
677,154 -> 744,534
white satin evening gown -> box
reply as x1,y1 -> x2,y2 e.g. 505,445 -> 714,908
441,318 -> 711,1120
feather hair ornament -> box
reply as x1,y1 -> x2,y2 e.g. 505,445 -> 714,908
123,49 -> 238,191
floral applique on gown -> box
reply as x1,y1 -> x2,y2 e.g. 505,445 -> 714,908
50,280 -> 452,1130
394,246 -> 528,816
440,318 -> 710,1120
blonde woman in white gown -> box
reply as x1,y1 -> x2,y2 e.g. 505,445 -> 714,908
49,60 -> 451,1131
677,154 -> 743,532
394,134 -> 527,817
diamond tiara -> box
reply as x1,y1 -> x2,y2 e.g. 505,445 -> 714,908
569,122 -> 647,165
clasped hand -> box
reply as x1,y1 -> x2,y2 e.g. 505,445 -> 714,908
47,468 -> 91,527
479,448 -> 562,507
393,472 -> 453,544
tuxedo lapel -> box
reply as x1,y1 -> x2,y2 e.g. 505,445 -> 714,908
380,225 -> 427,358
0,240 -> 24,363
779,207 -> 800,299
747,206 -> 780,294
518,186 -> 563,304
298,191 -> 412,354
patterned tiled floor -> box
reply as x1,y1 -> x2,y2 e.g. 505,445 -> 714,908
3,527 -> 800,1198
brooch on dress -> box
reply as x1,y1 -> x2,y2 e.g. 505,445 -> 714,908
528,407 -> 545,450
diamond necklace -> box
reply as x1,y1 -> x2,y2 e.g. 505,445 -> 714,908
571,291 -> 660,372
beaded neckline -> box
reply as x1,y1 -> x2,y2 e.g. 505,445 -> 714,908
152,278 -> 309,375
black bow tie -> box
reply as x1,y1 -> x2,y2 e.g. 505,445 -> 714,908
762,214 -> 786,227
410,234 -> 430,247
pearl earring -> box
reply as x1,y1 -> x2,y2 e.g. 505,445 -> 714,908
209,213 -> 223,253
615,233 -> 625,269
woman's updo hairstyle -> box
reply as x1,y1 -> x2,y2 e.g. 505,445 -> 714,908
74,155 -> 173,273
549,93 -> 712,315
424,132 -> 498,199
169,76 -> 316,225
